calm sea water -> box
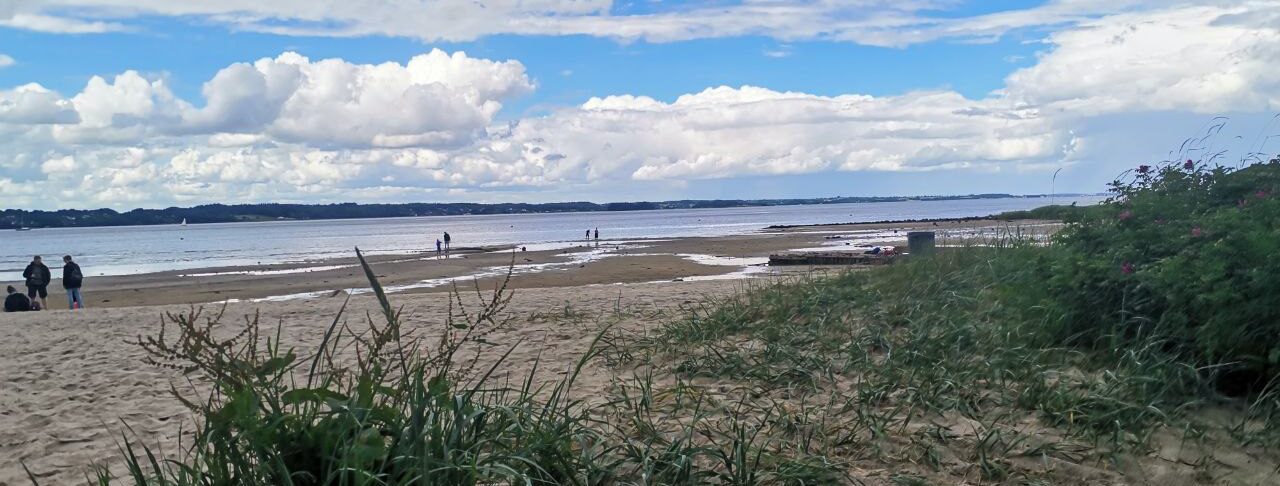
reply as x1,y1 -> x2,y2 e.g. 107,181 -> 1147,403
1,197 -> 1103,280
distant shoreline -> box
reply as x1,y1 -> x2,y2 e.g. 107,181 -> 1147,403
1,193 -> 1105,230
766,215 -> 1003,229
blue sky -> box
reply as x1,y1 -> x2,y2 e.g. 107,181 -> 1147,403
1,1 -> 1278,208
0,18 -> 1041,110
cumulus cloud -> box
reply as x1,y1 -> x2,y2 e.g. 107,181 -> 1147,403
0,54 -> 13,67
0,84 -> 80,124
35,50 -> 533,148
177,50 -> 533,148
51,71 -> 189,144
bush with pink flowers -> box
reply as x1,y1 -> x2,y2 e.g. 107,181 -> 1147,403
1039,158 -> 1280,392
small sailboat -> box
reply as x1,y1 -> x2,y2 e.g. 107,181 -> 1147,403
181,218 -> 187,226
14,215 -> 31,231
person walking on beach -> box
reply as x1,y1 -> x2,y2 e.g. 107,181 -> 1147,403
443,232 -> 451,251
62,255 -> 84,310
22,256 -> 50,311
585,229 -> 590,240
4,285 -> 33,312
436,239 -> 443,258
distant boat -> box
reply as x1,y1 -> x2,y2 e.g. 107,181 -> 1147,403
15,227 -> 31,231
181,218 -> 187,226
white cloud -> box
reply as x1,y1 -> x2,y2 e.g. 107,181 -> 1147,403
0,83 -> 80,124
40,155 -> 76,175
180,50 -> 534,147
0,54 -> 13,67
51,71 -> 189,144
31,50 -> 533,148
0,49 -> 535,207
460,86 -> 1069,185
3,3 -> 1280,208
0,11 -> 127,34
0,0 -> 1188,46
1002,4 -> 1280,114
762,44 -> 793,58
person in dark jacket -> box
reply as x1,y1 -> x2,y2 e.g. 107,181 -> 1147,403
63,255 -> 84,310
22,255 -> 51,311
4,285 -> 33,312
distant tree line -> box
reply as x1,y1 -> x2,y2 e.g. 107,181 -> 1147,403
0,194 -> 1088,229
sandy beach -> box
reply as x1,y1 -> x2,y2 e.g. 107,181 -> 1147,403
1,219 -> 1069,485
1,279 -> 756,486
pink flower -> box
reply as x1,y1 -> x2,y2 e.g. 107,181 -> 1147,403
1256,190 -> 1268,199
1137,165 -> 1151,175
1118,210 -> 1132,221
1191,226 -> 1202,237
1184,159 -> 1195,170
1121,262 -> 1134,275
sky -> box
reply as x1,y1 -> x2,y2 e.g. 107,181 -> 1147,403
2,0 -> 1280,209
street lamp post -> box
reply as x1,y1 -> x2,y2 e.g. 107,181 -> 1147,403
1051,168 -> 1063,206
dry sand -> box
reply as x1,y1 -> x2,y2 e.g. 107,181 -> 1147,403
0,279 -> 751,485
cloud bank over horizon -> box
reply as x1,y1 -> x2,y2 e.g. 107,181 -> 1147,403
2,1 -> 1280,209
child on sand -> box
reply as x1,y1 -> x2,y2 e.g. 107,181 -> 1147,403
4,285 -> 33,312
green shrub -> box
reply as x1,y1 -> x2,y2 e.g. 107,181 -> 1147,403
1039,159 -> 1280,392
992,203 -> 1104,221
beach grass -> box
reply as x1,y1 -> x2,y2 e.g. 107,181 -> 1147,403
56,159 -> 1280,484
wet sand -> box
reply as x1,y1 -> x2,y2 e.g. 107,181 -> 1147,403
14,219 -> 1048,309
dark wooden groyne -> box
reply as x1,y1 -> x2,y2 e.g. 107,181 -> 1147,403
768,252 -> 897,266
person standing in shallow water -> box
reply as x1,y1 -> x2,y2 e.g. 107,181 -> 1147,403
443,232 -> 451,252
594,228 -> 599,240
435,239 -> 443,259
22,256 -> 50,311
62,255 -> 84,310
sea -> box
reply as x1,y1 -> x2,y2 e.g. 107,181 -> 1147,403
1,196 -> 1104,280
